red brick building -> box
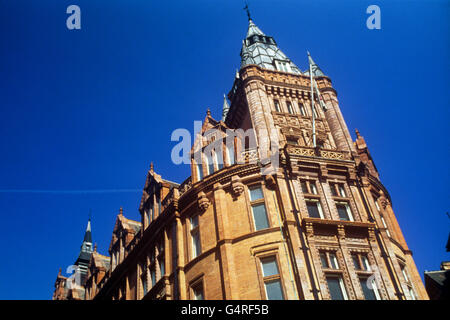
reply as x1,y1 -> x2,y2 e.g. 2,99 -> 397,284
53,17 -> 428,300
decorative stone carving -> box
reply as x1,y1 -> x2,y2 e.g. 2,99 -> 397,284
380,197 -> 389,209
197,192 -> 210,211
264,174 -> 277,189
231,175 -> 244,197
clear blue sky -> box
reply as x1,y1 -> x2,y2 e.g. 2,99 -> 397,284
0,0 -> 448,299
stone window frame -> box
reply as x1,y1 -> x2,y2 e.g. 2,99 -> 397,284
149,248 -> 157,289
138,261 -> 148,299
396,256 -> 416,300
253,249 -> 287,300
245,182 -> 273,232
335,201 -> 354,222
157,237 -> 165,279
318,250 -> 340,270
188,213 -> 202,261
285,100 -> 295,115
315,245 -> 354,300
189,274 -> 205,300
300,178 -> 329,219
273,98 -> 282,113
328,179 -> 361,222
348,248 -> 387,300
296,99 -> 308,117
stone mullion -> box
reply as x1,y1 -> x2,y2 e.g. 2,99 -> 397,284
349,183 -> 370,223
175,214 -> 186,300
291,179 -> 323,299
163,227 -> 171,299
336,225 -> 357,300
320,179 -> 339,220
368,228 -> 398,300
361,183 -> 405,299
276,177 -> 313,299
304,222 -> 325,300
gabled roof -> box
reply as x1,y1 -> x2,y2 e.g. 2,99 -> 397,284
108,209 -> 141,253
90,251 -> 110,271
138,164 -> 179,213
240,19 -> 302,75
191,109 -> 230,156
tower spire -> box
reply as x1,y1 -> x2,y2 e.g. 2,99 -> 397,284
240,19 -> 302,74
83,217 -> 92,243
306,51 -> 326,77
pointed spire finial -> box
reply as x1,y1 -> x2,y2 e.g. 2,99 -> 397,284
222,94 -> 230,121
244,2 -> 251,21
94,243 -> 97,252
355,128 -> 361,138
207,108 -> 211,117
150,161 -> 154,172
119,207 -> 123,216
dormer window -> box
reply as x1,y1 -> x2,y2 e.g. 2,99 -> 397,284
275,60 -> 291,73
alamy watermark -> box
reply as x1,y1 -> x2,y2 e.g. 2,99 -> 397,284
366,5 -> 381,30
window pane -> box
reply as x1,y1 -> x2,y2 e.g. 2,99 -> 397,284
330,183 -> 338,196
190,215 -> 199,229
301,181 -> 308,193
320,252 -> 328,268
327,277 -> 345,300
205,151 -> 214,174
261,257 -> 279,277
192,232 -> 201,258
159,259 -> 165,276
249,187 -> 264,201
299,103 -> 306,116
227,144 -> 235,165
215,150 -> 224,170
265,280 -> 284,300
361,255 -> 370,271
193,284 -> 204,300
310,182 -> 318,194
338,185 -> 346,197
274,100 -> 280,112
151,269 -> 156,285
329,253 -> 338,269
287,101 -> 294,114
352,254 -> 361,270
252,203 -> 269,230
196,163 -> 203,181
360,278 -> 377,300
336,204 -> 350,221
306,201 -> 321,218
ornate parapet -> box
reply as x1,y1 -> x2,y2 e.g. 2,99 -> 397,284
286,145 -> 351,161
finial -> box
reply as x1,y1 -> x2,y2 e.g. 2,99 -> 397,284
244,2 -> 251,21
88,209 -> 92,221
94,243 -> 97,252
207,108 -> 211,117
58,267 -> 62,275
355,128 -> 361,138
119,207 -> 123,216
150,161 -> 154,172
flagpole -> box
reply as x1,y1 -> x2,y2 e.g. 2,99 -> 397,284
309,55 -> 316,148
